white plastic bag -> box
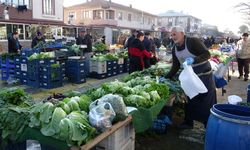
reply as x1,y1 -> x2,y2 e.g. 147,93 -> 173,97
89,102 -> 116,132
214,63 -> 228,78
179,63 -> 208,99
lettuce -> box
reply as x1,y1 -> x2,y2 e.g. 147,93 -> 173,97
41,107 -> 67,136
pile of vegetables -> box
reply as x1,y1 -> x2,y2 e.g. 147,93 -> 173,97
0,88 -> 33,143
209,49 -> 233,65
28,52 -> 54,61
91,53 -> 119,61
29,95 -> 96,146
88,77 -> 169,108
93,43 -> 108,52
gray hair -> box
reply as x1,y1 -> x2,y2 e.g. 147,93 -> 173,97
171,26 -> 185,33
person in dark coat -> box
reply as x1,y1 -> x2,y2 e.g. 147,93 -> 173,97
76,30 -> 92,52
8,31 -> 22,53
76,29 -> 93,76
143,32 -> 152,68
31,31 -> 45,48
125,29 -> 137,49
165,26 -> 217,129
128,31 -> 152,73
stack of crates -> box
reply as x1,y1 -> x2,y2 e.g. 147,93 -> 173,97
19,57 -> 28,84
90,60 -> 107,79
39,58 -> 63,89
1,57 -> 15,81
66,58 -> 86,84
19,48 -> 40,85
14,56 -> 21,80
106,60 -> 118,77
117,58 -> 124,74
27,59 -> 40,87
56,59 -> 66,81
123,58 -> 129,73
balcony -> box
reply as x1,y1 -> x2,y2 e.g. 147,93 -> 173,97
81,18 -> 118,26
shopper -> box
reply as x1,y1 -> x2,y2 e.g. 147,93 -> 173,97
31,31 -> 45,48
76,29 -> 93,76
165,26 -> 217,129
128,31 -> 152,73
124,29 -> 138,49
236,33 -> 250,81
8,31 -> 22,54
143,32 -> 152,68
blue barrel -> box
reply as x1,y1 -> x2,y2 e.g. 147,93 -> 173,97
205,104 -> 250,150
247,84 -> 250,102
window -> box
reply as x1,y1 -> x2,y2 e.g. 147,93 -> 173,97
128,14 -> 132,21
1,0 -> 30,8
93,10 -> 104,19
83,11 -> 90,19
0,24 -> 7,40
105,10 -> 114,19
68,12 -> 76,20
42,0 -> 55,15
6,24 -> 24,39
25,25 -> 31,39
118,12 -> 122,20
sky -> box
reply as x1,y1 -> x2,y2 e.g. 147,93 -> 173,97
64,0 -> 248,34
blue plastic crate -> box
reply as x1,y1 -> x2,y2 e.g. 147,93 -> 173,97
40,66 -> 61,74
14,71 -> 21,78
40,80 -> 62,89
47,42 -> 63,49
90,72 -> 107,79
21,48 -> 36,57
27,59 -> 40,68
21,72 -> 28,79
14,56 -> 21,64
152,115 -> 172,133
20,58 -> 28,64
107,71 -> 112,77
39,58 -> 57,66
112,71 -> 117,76
1,58 -> 15,69
27,79 -> 40,87
20,78 -> 28,85
106,60 -> 113,67
27,72 -> 40,80
15,64 -> 21,70
1,71 -> 15,81
66,59 -> 85,68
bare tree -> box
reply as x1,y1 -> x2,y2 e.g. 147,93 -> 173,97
239,25 -> 249,34
234,2 -> 250,26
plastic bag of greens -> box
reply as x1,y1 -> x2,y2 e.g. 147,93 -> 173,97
89,102 -> 116,132
89,94 -> 128,122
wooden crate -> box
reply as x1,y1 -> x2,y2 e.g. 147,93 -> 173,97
75,116 -> 134,150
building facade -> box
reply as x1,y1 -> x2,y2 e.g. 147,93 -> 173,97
157,10 -> 202,36
64,0 -> 158,44
0,0 -> 76,52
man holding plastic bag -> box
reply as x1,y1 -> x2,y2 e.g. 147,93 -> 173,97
165,26 -> 217,129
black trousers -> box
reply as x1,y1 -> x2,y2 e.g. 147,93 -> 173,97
237,58 -> 250,79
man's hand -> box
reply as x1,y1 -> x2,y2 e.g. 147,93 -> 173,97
185,57 -> 194,65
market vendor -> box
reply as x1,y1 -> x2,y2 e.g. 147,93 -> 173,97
165,26 -> 217,129
128,31 -> 152,73
8,31 -> 22,54
31,31 -> 45,48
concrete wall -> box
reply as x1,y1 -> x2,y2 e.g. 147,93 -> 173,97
32,0 -> 63,21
